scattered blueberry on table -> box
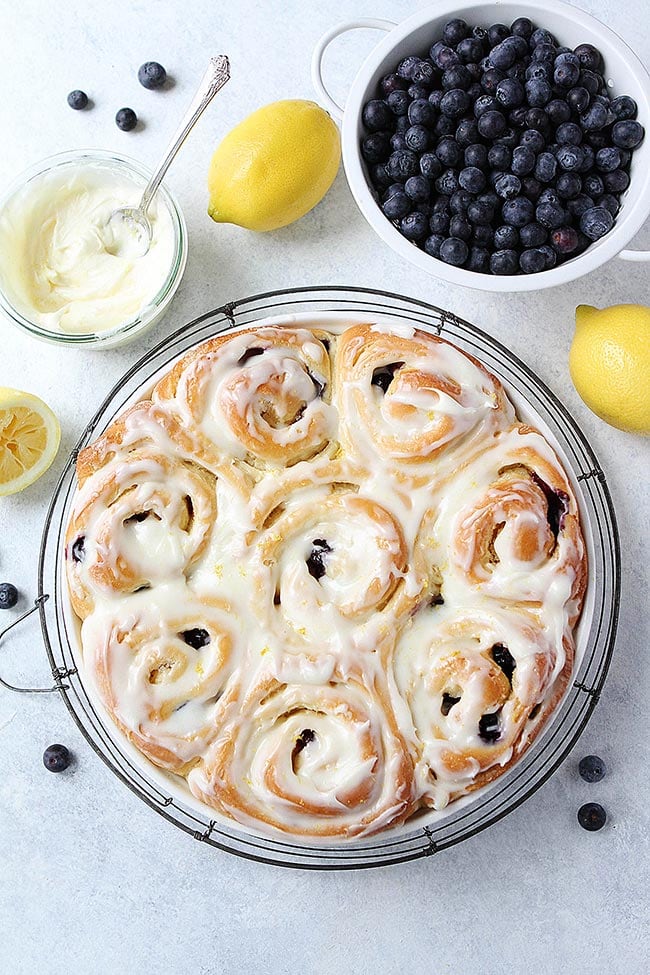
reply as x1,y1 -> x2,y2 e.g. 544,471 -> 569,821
360,17 -> 645,275
67,89 -> 89,110
0,582 -> 18,610
115,107 -> 138,132
577,801 -> 607,831
579,754 -> 607,782
43,744 -> 72,773
138,61 -> 167,90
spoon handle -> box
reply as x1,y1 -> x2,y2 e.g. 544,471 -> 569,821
140,55 -> 231,214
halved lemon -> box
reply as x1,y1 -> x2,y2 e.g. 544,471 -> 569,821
0,388 -> 61,496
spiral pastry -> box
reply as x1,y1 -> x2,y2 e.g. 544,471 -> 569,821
66,446 -> 216,619
336,323 -> 514,479
153,326 -> 336,473
188,675 -> 415,837
82,586 -> 238,773
393,605 -> 570,806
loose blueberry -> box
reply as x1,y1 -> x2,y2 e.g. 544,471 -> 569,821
408,83 -> 430,102
487,24 -> 510,48
439,236 -> 468,266
579,754 -> 607,783
520,128 -> 545,153
443,18 -> 468,46
577,802 -> 607,831
493,224 -> 519,249
611,120 -> 645,149
67,89 -> 89,110
0,583 -> 18,610
610,95 -> 637,120
457,38 -> 484,64
138,61 -> 167,90
115,108 -> 137,131
574,43 -> 602,72
449,190 -> 473,214
481,68 -> 505,95
182,628 -> 211,649
407,98 -> 435,127
390,133 -> 407,152
511,145 -> 536,176
566,194 -> 595,218
370,163 -> 392,190
43,744 -> 71,773
429,209 -> 450,234
532,42 -> 556,65
530,27 -> 556,49
554,58 -> 580,88
511,17 -> 533,38
583,174 -> 604,197
362,99 -> 391,133
472,224 -> 493,245
508,106 -> 528,128
434,115 -> 456,138
411,60 -> 435,86
495,77 -> 524,109
580,205 -> 614,240
400,211 -> 429,240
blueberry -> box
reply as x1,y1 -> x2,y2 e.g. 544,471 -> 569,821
478,110 -> 506,139
67,89 -> 89,110
138,61 -> 167,89
489,38 -> 519,71
520,129 -> 545,153
382,186 -> 411,220
535,151 -> 557,182
395,115 -> 410,134
362,99 -> 392,132
115,107 -> 137,131
618,149 -> 632,167
455,119 -> 480,147
578,145 -> 596,173
429,209 -> 450,234
472,25 -> 489,43
495,77 -> 524,109
574,44 -> 602,72
579,69 -> 601,96
416,154 -> 440,181
580,101 -> 609,131
595,147 -> 622,173
490,249 -> 519,274
434,115 -> 456,138
387,150 -> 419,180
404,175 -> 431,203
449,214 -> 472,240
519,222 -> 547,247
488,144 -> 511,169
465,143 -> 488,168
472,224 -> 493,245
442,64 -> 473,91
511,145 -> 536,176
502,195 -> 534,226
439,237 -> 468,266
397,56 -> 422,81
182,628 -> 211,648
603,169 -> 630,193
519,248 -> 547,273
537,201 -> 566,228
387,90 -> 410,116
538,187 -> 560,205
457,38 -> 485,64
361,132 -> 391,163
522,176 -> 543,201
495,173 -> 521,199
450,190 -> 473,214
487,24 -> 510,48
583,173 -> 604,197
586,129 -> 609,149
436,137 -> 462,167
556,172 -> 582,199
467,199 -> 495,225
597,193 -> 620,216
411,60 -> 436,86
400,212 -> 429,240
610,95 -> 637,121
554,58 -> 580,89
567,193 -> 595,218
405,124 -> 430,153
423,234 -> 444,258
408,98 -> 436,127
0,583 -> 18,609
436,169 -> 460,196
538,244 -> 557,268
532,42 -> 556,65
525,79 -> 552,107
557,122 -> 583,145
579,754 -> 607,783
481,68 -> 505,95
530,28 -> 556,49
511,17 -> 533,38
443,18 -> 468,45
43,744 -> 71,773
494,224 -> 519,248
408,83 -> 430,102
370,164 -> 392,190
430,43 -> 459,70
440,88 -> 471,118
428,89 -> 444,110
467,82 -> 484,102
550,226 -> 579,254
557,145 -> 585,171
566,86 -> 590,114
478,190 -> 500,210
506,62 -> 527,83
467,246 -> 490,272
580,205 -> 614,240
611,120 -> 645,149
526,62 -> 553,84
577,802 -> 607,831
525,107 -> 550,132
381,73 -> 408,96
459,166 -> 486,193
474,94 -> 498,118
390,133 -> 407,151
508,106 -> 528,128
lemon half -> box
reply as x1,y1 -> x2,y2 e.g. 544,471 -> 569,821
0,388 -> 61,496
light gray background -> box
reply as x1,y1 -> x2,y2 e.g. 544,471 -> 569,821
0,1 -> 648,972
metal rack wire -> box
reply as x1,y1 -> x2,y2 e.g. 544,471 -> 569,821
17,286 -> 619,869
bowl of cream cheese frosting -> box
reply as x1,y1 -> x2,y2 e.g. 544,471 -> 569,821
0,150 -> 187,347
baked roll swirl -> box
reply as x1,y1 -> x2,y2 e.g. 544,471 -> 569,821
82,586 -> 238,773
153,326 -> 336,473
188,675 -> 415,837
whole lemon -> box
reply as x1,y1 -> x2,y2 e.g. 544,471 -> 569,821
207,99 -> 341,232
570,304 -> 650,434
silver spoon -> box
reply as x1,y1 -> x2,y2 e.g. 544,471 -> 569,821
106,54 -> 231,259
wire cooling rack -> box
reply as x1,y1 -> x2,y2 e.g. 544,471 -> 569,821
15,286 -> 620,869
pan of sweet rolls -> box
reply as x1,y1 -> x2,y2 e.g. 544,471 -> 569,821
65,320 -> 587,838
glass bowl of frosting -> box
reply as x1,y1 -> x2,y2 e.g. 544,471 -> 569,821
0,149 -> 187,347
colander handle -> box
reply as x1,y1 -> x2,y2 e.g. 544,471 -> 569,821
312,19 -> 397,120
618,248 -> 650,262
0,595 -> 69,695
